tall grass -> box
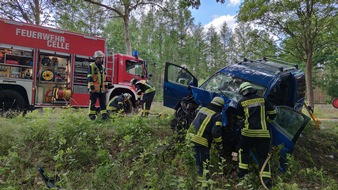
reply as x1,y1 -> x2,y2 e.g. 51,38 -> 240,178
0,104 -> 337,189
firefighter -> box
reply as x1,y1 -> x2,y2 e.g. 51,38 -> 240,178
186,96 -> 224,178
176,64 -> 193,85
87,50 -> 109,120
130,78 -> 156,117
107,93 -> 132,114
236,82 -> 277,189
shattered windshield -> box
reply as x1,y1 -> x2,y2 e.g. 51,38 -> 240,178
199,72 -> 266,102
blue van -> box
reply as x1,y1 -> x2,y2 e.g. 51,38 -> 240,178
163,58 -> 311,170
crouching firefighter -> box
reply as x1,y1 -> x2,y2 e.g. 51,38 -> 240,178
107,93 -> 132,115
130,78 -> 156,117
236,82 -> 277,189
186,97 -> 225,179
87,50 -> 109,120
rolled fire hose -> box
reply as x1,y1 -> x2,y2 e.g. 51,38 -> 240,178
41,70 -> 54,81
53,88 -> 72,100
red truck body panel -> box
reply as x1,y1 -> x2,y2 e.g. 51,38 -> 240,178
0,18 -> 145,110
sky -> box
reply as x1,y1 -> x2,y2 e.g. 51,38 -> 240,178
190,0 -> 243,32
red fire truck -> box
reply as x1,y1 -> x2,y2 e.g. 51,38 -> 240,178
0,18 -> 148,112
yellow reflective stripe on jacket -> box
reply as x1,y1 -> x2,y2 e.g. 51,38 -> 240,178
241,98 -> 264,107
190,135 -> 208,147
214,136 -> 222,143
196,108 -> 215,136
241,129 -> 270,138
88,63 -> 106,92
238,148 -> 248,169
260,106 -> 267,130
241,97 -> 270,137
138,80 -> 155,94
188,108 -> 216,147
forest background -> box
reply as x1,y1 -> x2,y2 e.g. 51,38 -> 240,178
0,0 -> 337,108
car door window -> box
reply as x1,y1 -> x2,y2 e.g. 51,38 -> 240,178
167,64 -> 193,86
272,106 -> 310,141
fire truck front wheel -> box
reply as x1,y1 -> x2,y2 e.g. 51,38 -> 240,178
0,89 -> 26,111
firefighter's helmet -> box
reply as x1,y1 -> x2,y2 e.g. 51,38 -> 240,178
130,78 -> 138,86
239,82 -> 253,95
211,97 -> 224,107
93,50 -> 105,58
122,93 -> 131,100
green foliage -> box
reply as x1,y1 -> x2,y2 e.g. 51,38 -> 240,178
0,107 -> 337,189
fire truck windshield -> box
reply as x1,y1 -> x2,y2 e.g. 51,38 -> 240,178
126,60 -> 143,76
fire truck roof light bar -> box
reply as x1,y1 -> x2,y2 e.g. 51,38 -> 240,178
5,20 -> 23,26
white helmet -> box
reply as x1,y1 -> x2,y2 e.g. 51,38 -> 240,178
93,50 -> 105,58
122,93 -> 131,99
181,64 -> 188,69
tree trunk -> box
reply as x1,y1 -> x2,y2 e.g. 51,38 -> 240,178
123,16 -> 132,55
305,52 -> 314,108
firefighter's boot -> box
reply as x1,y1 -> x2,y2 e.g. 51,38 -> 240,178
102,113 -> 109,121
89,114 -> 97,120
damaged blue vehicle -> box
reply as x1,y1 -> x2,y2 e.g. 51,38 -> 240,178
163,58 -> 311,171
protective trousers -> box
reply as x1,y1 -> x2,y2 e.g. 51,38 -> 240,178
238,136 -> 271,182
193,144 -> 210,177
141,91 -> 155,116
89,92 -> 108,120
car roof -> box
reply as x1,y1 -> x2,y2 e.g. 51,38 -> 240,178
219,58 -> 299,87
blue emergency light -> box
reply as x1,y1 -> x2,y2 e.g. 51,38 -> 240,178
133,50 -> 138,59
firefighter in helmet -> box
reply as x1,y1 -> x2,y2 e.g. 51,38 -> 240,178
186,96 -> 224,179
107,93 -> 132,114
236,82 -> 277,189
176,64 -> 193,85
130,78 -> 156,117
87,50 -> 108,120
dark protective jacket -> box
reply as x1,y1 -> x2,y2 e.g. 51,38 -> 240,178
135,80 -> 155,99
187,103 -> 223,148
107,95 -> 125,112
236,93 -> 277,138
87,63 -> 108,93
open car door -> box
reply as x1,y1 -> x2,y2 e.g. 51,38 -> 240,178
269,106 -> 311,170
163,62 -> 197,109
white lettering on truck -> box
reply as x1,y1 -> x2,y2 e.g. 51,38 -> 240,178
16,28 -> 70,50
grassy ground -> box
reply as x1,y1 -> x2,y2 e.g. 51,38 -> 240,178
0,103 -> 337,189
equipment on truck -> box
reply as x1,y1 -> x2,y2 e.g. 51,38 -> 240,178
0,18 -> 151,113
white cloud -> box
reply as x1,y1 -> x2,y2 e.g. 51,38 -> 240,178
228,0 -> 241,6
204,15 -> 237,33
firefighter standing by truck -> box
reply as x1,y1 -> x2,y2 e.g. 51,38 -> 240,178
186,96 -> 224,179
130,78 -> 156,117
87,50 -> 109,120
236,82 -> 277,189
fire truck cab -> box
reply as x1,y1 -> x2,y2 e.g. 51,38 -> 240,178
0,18 -> 146,112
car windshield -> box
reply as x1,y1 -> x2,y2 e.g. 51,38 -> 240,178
199,72 -> 266,102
